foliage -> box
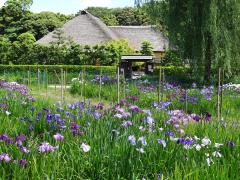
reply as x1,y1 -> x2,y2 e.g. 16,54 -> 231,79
0,76 -> 240,179
137,0 -> 240,83
0,65 -> 116,74
162,50 -> 183,66
140,41 -> 153,55
0,39 -> 133,65
19,11 -> 72,40
0,0 -> 71,41
86,7 -> 151,26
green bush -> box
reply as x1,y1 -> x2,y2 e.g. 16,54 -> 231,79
153,66 -> 193,85
0,65 -> 116,75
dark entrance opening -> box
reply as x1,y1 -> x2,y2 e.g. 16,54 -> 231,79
119,55 -> 155,79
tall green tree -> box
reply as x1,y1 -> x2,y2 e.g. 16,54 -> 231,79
140,41 -> 153,55
0,0 -> 33,40
138,0 -> 240,82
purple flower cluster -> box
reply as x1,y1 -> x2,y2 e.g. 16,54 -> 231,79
153,101 -> 172,110
38,142 -> 58,153
201,86 -> 214,100
0,80 -> 34,101
91,75 -> 115,84
70,122 -> 83,136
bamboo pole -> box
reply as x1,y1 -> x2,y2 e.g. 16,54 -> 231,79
61,68 -> 64,101
37,68 -> 40,93
123,69 -> 126,99
99,68 -> 102,102
220,69 -> 224,120
83,68 -> 86,103
65,68 -> 67,90
63,70 -> 66,93
80,70 -> 83,100
117,66 -> 120,102
185,89 -> 188,112
217,68 -> 221,121
161,69 -> 165,101
45,69 -> 48,97
158,67 -> 162,103
27,70 -> 30,87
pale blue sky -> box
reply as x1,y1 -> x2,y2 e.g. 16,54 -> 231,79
0,0 -> 134,14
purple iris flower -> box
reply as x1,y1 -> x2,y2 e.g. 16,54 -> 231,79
0,134 -> 9,141
128,135 -> 136,145
53,133 -> 64,141
92,112 -> 102,119
227,141 -> 236,147
122,121 -> 133,128
21,147 -> 30,154
18,159 -> 28,167
191,114 -> 201,122
205,112 -> 212,121
153,101 -> 172,110
0,153 -> 11,163
166,131 -> 174,137
96,103 -> 104,110
129,105 -> 140,113
38,142 -> 58,153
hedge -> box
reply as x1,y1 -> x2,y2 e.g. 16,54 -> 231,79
0,65 -> 117,75
0,65 -> 191,81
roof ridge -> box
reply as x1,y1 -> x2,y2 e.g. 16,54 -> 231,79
109,25 -> 156,28
85,11 -> 120,40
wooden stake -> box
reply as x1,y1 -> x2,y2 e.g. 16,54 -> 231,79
99,68 -> 102,102
45,69 -> 48,97
117,66 -> 120,102
80,70 -> 83,100
27,70 -> 30,87
158,68 -> 162,103
37,68 -> 40,93
217,68 -> 221,121
123,69 -> 126,99
220,69 -> 224,120
83,68 -> 86,103
61,69 -> 64,100
185,89 -> 188,112
161,69 -> 165,101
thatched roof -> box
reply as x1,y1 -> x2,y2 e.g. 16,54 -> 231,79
37,11 -> 169,51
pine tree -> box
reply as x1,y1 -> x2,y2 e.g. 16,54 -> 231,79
140,41 -> 153,55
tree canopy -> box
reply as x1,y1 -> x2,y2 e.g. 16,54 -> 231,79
137,0 -> 240,82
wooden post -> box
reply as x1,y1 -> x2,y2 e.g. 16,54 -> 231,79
99,68 -> 102,102
123,69 -> 126,99
117,66 -> 120,102
61,68 -> 64,101
217,68 -> 221,121
63,70 -> 66,93
27,70 -> 30,87
220,69 -> 224,120
158,68 -> 162,103
45,69 -> 48,97
83,68 -> 86,103
161,69 -> 165,101
37,68 -> 40,93
185,89 -> 188,112
80,70 -> 83,100
65,68 -> 67,90
29,69 -> 31,88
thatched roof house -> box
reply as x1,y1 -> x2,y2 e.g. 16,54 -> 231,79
37,10 -> 169,58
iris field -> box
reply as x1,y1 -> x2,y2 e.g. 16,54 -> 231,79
0,72 -> 240,179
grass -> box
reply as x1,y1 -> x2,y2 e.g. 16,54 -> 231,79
0,73 -> 240,179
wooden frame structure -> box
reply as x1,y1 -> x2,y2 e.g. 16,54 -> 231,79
119,55 -> 156,79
